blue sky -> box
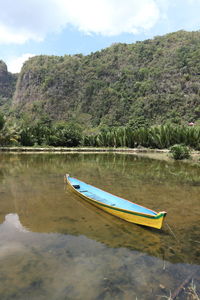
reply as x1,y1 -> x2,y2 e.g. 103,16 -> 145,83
0,0 -> 200,73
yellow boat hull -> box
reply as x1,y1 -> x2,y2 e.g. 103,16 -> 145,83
65,176 -> 166,229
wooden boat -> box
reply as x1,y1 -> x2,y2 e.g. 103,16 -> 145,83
65,174 -> 167,229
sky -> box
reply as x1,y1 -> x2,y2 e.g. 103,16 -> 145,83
0,0 -> 200,73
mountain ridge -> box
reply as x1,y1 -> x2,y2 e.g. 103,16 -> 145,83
1,30 -> 200,127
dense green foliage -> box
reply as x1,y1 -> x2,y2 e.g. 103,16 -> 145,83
18,119 -> 82,147
170,144 -> 191,160
10,30 -> 200,127
1,113 -> 200,152
0,115 -> 19,146
84,124 -> 200,149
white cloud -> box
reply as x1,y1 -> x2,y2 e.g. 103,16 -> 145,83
0,0 -> 65,44
7,53 -> 35,73
0,24 -> 41,44
4,214 -> 29,232
59,0 -> 161,35
0,0 -> 161,44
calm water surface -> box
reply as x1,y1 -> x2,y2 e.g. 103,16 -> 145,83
0,153 -> 199,300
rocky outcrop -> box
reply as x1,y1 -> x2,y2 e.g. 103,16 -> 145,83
0,60 -> 17,100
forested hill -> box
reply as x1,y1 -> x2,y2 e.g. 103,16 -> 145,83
0,60 -> 17,112
3,30 -> 200,127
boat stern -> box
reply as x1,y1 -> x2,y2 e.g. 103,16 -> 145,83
153,211 -> 167,229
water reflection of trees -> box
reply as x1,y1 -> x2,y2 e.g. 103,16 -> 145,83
1,153 -> 200,186
0,153 -> 200,265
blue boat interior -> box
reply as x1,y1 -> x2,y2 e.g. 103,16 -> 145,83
68,176 -> 157,216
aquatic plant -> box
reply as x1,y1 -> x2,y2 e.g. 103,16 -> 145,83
186,280 -> 200,300
170,144 -> 191,160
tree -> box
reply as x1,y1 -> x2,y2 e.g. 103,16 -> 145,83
0,112 -> 5,130
49,122 -> 82,147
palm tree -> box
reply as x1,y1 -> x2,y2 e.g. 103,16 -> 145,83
0,123 -> 20,146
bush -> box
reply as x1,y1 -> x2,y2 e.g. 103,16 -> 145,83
170,144 -> 191,160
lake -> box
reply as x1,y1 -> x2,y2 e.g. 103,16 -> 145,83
0,152 -> 199,300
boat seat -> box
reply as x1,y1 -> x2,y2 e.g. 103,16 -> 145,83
72,184 -> 80,189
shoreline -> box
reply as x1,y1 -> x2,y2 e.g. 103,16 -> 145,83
0,146 -> 171,153
0,147 -> 199,160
